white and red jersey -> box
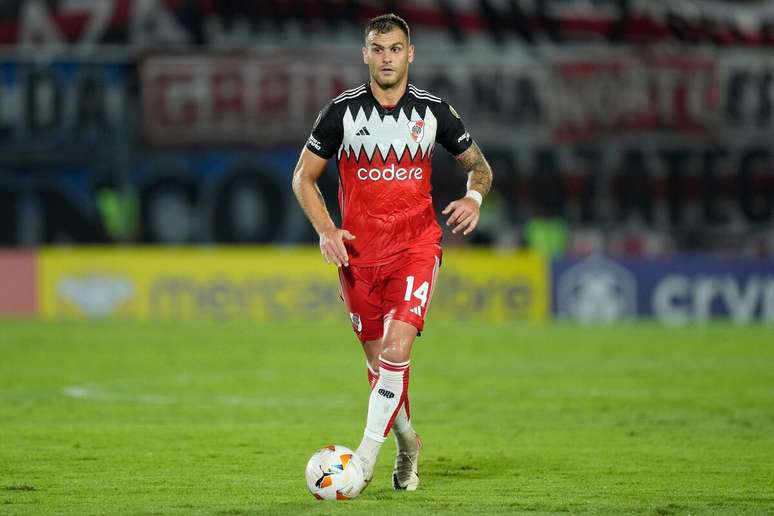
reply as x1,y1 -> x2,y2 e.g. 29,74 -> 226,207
306,83 -> 474,266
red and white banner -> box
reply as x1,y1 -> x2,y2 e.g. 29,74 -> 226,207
140,53 -> 364,146
5,0 -> 774,49
139,49 -> 774,148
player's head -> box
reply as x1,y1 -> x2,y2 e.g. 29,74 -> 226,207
362,13 -> 414,90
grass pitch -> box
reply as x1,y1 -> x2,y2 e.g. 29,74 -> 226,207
0,320 -> 772,515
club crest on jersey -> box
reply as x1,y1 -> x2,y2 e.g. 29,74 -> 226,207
407,119 -> 425,143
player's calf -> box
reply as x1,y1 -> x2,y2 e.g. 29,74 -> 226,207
356,357 -> 410,477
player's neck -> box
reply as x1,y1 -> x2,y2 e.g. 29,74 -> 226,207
369,79 -> 407,108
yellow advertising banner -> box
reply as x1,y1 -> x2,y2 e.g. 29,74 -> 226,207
39,247 -> 547,322
433,249 -> 547,322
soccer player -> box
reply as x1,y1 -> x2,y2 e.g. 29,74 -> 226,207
292,13 -> 493,493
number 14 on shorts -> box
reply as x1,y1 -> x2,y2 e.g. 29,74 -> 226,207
404,276 -> 429,311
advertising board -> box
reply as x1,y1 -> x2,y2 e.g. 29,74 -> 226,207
553,255 -> 774,325
39,247 -> 548,323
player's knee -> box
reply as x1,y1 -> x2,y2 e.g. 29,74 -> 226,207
380,336 -> 411,363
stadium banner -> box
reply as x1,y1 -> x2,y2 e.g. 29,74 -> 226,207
140,49 -> 774,147
3,0 -> 774,49
138,50 -> 774,228
552,255 -> 774,325
430,249 -> 547,323
0,249 -> 36,316
142,48 -> 774,230
38,247 -> 547,322
0,57 -> 127,156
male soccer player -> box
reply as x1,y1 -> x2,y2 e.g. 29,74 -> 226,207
292,13 -> 493,493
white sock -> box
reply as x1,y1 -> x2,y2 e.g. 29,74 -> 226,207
367,361 -> 415,451
357,357 -> 410,464
393,402 -> 416,451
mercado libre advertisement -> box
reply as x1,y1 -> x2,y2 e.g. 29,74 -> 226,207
37,247 -> 549,323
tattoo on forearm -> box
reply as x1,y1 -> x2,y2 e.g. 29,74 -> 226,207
455,143 -> 493,197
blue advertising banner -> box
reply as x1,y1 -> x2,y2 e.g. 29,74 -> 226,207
552,255 -> 774,325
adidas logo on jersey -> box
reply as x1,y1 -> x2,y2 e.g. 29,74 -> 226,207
410,306 -> 422,317
356,127 -> 370,136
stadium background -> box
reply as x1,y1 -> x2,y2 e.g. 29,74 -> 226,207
0,2 -> 772,513
0,0 -> 772,324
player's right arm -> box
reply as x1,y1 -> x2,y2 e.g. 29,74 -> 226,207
293,100 -> 355,267
291,147 -> 355,267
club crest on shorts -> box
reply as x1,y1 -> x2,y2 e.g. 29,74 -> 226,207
349,312 -> 362,332
407,119 -> 425,143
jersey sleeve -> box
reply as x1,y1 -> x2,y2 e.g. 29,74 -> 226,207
306,101 -> 342,160
434,101 -> 474,156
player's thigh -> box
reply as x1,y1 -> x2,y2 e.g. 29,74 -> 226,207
381,247 -> 441,332
338,266 -> 384,343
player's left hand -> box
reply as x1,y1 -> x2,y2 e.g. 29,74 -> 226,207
442,197 -> 480,235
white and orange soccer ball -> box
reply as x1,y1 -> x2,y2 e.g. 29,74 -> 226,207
305,444 -> 365,500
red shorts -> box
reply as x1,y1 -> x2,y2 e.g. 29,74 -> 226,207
338,245 -> 442,343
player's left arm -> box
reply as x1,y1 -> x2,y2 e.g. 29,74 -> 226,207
442,142 -> 494,235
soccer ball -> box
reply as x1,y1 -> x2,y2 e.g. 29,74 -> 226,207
305,444 -> 365,500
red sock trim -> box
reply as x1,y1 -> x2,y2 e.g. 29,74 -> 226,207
367,367 -> 378,390
383,366 -> 410,437
379,359 -> 409,372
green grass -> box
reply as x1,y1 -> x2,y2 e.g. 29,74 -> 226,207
0,320 -> 773,515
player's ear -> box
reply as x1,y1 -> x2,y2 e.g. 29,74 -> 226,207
408,44 -> 414,64
362,46 -> 368,65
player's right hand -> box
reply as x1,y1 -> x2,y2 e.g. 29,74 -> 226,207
319,228 -> 356,267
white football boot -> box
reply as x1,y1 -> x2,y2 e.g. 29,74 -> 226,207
341,452 -> 374,498
392,432 -> 422,490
